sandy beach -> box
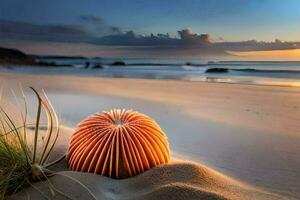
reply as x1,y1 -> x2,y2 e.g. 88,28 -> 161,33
1,72 -> 300,199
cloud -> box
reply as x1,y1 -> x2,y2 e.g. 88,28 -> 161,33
177,28 -> 212,45
94,28 -> 299,52
92,30 -> 177,46
0,39 -> 228,58
79,15 -> 102,23
110,26 -> 122,33
215,40 -> 300,51
78,15 -> 123,36
0,20 -> 91,42
93,29 -> 213,47
0,20 -> 299,57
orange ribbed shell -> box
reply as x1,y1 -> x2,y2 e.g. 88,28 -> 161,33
67,109 -> 170,178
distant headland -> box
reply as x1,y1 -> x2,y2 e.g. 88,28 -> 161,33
0,47 -> 71,67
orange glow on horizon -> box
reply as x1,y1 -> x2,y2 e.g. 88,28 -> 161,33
229,49 -> 300,61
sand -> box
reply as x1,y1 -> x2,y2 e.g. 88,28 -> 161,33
7,127 -> 282,200
10,160 -> 283,200
1,72 -> 300,199
2,72 -> 300,136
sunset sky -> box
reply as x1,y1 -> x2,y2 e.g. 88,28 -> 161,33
0,0 -> 300,58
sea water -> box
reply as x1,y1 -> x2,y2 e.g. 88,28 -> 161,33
1,58 -> 300,87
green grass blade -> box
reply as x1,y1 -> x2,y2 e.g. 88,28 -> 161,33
40,90 -> 60,165
30,87 -> 43,164
39,100 -> 53,165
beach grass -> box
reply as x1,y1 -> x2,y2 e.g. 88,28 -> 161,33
0,87 -> 60,199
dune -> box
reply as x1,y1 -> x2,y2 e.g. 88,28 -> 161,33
3,124 -> 282,200
6,127 -> 282,200
10,159 -> 283,200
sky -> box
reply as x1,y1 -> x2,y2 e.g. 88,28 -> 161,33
0,0 -> 300,58
1,0 -> 300,41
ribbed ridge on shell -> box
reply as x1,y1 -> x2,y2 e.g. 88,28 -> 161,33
67,109 -> 170,178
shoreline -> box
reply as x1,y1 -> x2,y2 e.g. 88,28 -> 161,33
2,65 -> 300,88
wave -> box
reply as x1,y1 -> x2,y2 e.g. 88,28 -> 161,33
124,63 -> 207,67
205,67 -> 300,74
230,68 -> 300,73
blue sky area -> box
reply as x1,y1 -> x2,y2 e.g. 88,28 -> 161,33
1,0 -> 300,41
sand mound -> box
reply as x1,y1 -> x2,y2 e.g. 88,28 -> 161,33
9,160 -> 283,200
0,114 -> 284,200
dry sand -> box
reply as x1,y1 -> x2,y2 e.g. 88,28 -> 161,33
8,127 -> 283,200
10,160 -> 283,200
1,72 -> 300,199
4,126 -> 281,200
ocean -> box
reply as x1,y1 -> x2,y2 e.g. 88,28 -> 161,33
1,58 -> 300,87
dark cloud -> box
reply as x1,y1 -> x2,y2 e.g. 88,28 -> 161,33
93,30 -> 178,46
78,15 -> 123,36
177,28 -> 212,46
0,20 -> 91,42
93,30 -> 300,52
0,20 -> 299,54
110,26 -> 122,33
79,15 -> 102,23
215,40 -> 300,51
92,28 -> 213,47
